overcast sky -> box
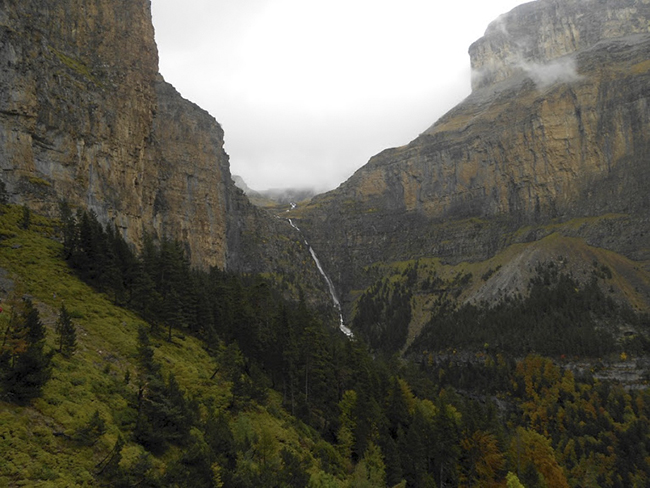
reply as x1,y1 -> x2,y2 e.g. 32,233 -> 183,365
151,0 -> 528,192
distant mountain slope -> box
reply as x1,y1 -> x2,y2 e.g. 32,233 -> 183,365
233,175 -> 318,208
294,0 -> 650,340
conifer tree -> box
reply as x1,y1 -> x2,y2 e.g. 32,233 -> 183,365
136,325 -> 158,376
0,298 -> 52,403
100,224 -> 125,303
130,258 -> 161,324
278,447 -> 310,488
73,409 -> 106,446
55,303 -> 76,358
58,199 -> 77,260
0,179 -> 8,207
349,441 -> 387,488
20,204 -> 30,229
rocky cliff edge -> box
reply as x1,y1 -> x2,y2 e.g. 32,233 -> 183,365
0,0 -> 334,310
295,0 -> 650,318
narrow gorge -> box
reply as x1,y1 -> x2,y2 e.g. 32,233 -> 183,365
0,0 -> 333,308
288,217 -> 354,338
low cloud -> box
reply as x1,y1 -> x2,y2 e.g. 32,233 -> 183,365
518,56 -> 583,89
472,54 -> 583,91
153,0 -> 531,191
473,4 -> 585,91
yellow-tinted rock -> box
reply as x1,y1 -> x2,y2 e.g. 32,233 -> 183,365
0,1 -> 237,270
297,0 -> 650,315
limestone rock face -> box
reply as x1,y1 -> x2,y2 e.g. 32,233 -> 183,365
0,0 -> 158,228
143,78 -> 229,268
469,0 -> 650,91
0,0 -> 229,267
0,0 -> 324,291
296,0 -> 650,314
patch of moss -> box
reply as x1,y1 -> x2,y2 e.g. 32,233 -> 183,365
630,59 -> 650,75
50,47 -> 101,86
27,176 -> 52,187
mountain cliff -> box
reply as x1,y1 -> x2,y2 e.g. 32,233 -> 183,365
294,0 -> 650,331
0,0 -> 332,306
2,0 -> 649,342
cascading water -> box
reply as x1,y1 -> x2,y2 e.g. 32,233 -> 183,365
288,218 -> 353,338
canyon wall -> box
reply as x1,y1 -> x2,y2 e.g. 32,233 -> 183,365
0,0 -> 159,247
0,0 -> 313,281
296,0 -> 650,312
470,0 -> 650,90
1,0 -> 648,325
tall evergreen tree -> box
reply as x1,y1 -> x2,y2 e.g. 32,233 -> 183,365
130,258 -> 161,324
0,179 -> 8,206
58,199 -> 77,260
136,325 -> 158,376
55,303 -> 77,358
0,298 -> 52,403
20,205 -> 30,229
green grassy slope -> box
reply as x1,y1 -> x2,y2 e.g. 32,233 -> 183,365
0,207 -> 332,487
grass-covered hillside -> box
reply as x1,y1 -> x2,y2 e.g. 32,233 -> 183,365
0,206 -> 345,486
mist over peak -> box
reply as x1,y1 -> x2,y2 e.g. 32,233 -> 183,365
469,0 -> 650,91
472,54 -> 583,90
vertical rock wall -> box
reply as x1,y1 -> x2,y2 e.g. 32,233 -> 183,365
0,0 -> 229,269
469,0 -> 650,91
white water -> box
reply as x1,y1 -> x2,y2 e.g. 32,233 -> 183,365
288,219 -> 353,338
308,247 -> 339,308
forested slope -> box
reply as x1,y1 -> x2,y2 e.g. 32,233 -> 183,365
1,204 -> 650,487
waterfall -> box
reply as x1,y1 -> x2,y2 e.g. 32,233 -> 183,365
288,219 -> 353,338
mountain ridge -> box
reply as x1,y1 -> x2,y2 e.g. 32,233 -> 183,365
1,0 -> 649,343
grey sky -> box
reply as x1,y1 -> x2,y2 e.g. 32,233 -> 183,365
151,0 -> 527,192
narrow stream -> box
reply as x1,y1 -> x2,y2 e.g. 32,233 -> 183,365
288,218 -> 353,338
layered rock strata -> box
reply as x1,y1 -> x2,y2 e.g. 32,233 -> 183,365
470,0 -> 650,90
295,0 -> 650,312
0,0 -> 325,292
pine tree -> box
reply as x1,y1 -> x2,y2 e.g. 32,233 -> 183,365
58,199 -> 77,260
130,258 -> 161,324
73,409 -> 106,446
55,303 -> 76,358
100,224 -> 125,303
20,205 -> 30,229
0,298 -> 52,403
0,179 -> 8,206
136,326 -> 158,376
97,435 -> 125,481
506,471 -> 526,488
